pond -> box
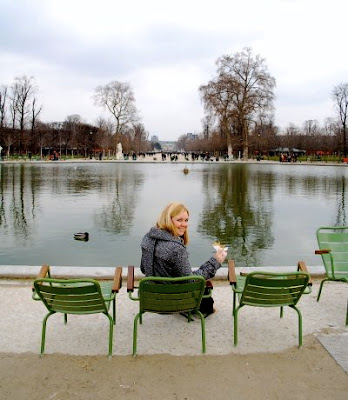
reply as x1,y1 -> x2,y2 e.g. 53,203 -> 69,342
0,162 -> 347,269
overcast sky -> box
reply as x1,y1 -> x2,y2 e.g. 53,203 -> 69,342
1,0 -> 347,141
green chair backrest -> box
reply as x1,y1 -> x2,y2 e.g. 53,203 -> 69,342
34,278 -> 109,315
138,275 -> 206,314
240,271 -> 309,308
317,226 -> 348,276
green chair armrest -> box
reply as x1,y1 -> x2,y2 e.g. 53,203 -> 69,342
127,266 -> 135,292
228,259 -> 237,286
297,260 -> 313,287
112,266 -> 123,293
127,266 -> 140,301
32,264 -> 51,300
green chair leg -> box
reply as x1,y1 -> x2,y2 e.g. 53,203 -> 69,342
133,312 -> 142,356
41,311 -> 55,355
317,279 -> 328,301
233,305 -> 242,346
280,306 -> 284,318
232,291 -> 236,318
346,300 -> 348,326
112,298 -> 116,325
196,311 -> 206,353
290,305 -> 303,347
64,313 -> 67,324
105,312 -> 114,358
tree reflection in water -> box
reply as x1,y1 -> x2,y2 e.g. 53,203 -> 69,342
0,164 -> 42,239
95,167 -> 145,234
197,164 -> 274,267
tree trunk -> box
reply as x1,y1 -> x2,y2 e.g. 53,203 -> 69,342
226,133 -> 233,159
242,120 -> 249,161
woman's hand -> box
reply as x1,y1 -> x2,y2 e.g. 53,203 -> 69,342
214,248 -> 227,264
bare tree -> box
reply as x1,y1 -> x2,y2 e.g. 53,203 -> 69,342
35,122 -> 50,159
200,48 -> 276,160
303,119 -> 320,135
9,90 -> 18,130
12,76 -> 37,153
131,123 -> 148,153
332,83 -> 348,156
30,97 -> 42,134
93,81 -> 139,153
2,128 -> 16,157
64,114 -> 82,157
95,117 -> 114,158
0,85 -> 8,128
199,75 -> 235,156
324,117 -> 338,136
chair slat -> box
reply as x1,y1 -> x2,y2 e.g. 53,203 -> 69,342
318,232 -> 348,243
247,276 -> 308,288
142,291 -> 198,301
243,297 -> 297,306
51,304 -> 107,314
142,298 -> 198,312
38,292 -> 101,302
141,281 -> 203,294
36,283 -> 99,295
43,298 -> 105,308
245,288 -> 304,298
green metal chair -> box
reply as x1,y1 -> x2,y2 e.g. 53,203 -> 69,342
315,226 -> 348,301
33,265 -> 122,357
228,260 -> 310,348
127,266 -> 207,356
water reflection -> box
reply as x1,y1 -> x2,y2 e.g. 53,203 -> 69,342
0,163 -> 347,267
198,165 -> 274,267
335,176 -> 346,226
0,163 -> 145,266
0,164 -> 41,239
95,168 -> 145,234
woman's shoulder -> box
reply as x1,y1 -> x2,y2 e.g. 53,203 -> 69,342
155,239 -> 185,263
144,227 -> 183,243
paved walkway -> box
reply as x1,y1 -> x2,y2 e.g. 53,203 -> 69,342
0,270 -> 346,357
2,154 -> 347,166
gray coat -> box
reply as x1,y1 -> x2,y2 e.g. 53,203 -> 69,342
140,227 -> 221,279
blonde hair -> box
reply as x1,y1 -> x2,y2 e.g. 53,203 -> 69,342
156,202 -> 189,245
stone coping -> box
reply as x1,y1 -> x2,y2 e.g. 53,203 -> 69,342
0,264 -> 326,280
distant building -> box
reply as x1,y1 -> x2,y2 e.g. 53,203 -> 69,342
186,132 -> 198,140
149,134 -> 177,151
160,141 -> 177,152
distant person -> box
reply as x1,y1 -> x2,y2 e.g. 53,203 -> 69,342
140,202 -> 227,316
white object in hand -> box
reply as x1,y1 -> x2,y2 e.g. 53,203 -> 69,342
213,245 -> 228,252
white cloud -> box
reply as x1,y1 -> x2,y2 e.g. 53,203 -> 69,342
0,0 -> 347,139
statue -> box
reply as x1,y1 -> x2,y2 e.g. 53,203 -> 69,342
228,144 -> 233,160
116,142 -> 123,160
